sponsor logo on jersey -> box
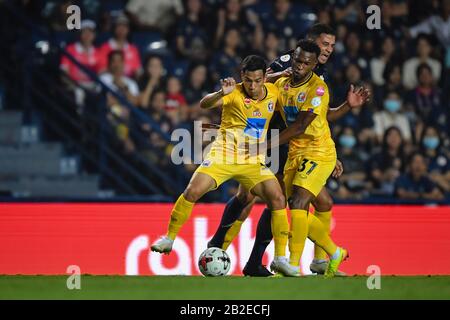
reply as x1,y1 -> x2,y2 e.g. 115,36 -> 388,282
316,86 -> 325,96
267,101 -> 274,112
297,92 -> 307,103
244,97 -> 251,108
253,109 -> 262,117
311,96 -> 321,107
280,54 -> 291,62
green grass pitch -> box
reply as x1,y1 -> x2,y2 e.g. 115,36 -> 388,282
1,275 -> 449,300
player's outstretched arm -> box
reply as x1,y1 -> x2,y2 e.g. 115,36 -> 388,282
327,85 -> 370,122
200,77 -> 236,109
265,67 -> 292,83
268,111 -> 317,149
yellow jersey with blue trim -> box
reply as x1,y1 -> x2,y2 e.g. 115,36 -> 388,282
207,82 -> 278,164
275,73 -> 336,162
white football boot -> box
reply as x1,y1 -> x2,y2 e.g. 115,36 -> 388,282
270,257 -> 300,277
150,236 -> 174,254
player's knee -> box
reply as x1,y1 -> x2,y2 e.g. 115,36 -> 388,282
313,194 -> 333,212
288,194 -> 310,210
267,192 -> 286,210
183,187 -> 202,203
236,189 -> 254,205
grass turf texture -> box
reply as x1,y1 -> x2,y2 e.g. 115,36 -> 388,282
1,275 -> 449,300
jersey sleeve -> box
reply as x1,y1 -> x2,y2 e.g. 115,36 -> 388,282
299,83 -> 329,116
269,50 -> 294,72
222,88 -> 237,107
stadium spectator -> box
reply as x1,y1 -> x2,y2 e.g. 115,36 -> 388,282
373,62 -> 405,106
184,64 -> 210,118
100,50 -> 139,154
125,0 -> 184,34
60,20 -> 100,88
259,0 -> 299,52
342,31 -> 370,79
402,34 -> 442,90
98,14 -> 142,78
395,153 -> 445,201
138,55 -> 167,109
333,126 -> 370,200
214,0 -> 263,52
369,127 -> 406,196
409,0 -> 450,60
405,63 -> 447,135
333,0 -> 363,26
370,36 -> 397,86
419,126 -> 450,193
262,32 -> 281,65
373,91 -> 412,143
165,76 -> 188,126
175,0 -> 210,62
210,28 -> 242,83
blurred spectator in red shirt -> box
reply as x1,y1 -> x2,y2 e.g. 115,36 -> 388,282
98,14 -> 142,79
60,20 -> 100,87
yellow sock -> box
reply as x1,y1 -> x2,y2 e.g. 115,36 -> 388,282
307,214 -> 337,256
289,209 -> 309,266
167,194 -> 195,240
271,209 -> 289,257
222,220 -> 244,250
313,210 -> 332,261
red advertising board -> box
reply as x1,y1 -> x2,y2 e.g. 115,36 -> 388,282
0,203 -> 449,275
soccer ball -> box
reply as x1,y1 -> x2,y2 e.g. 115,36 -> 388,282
198,247 -> 231,277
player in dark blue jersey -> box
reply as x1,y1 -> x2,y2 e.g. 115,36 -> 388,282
208,24 -> 370,276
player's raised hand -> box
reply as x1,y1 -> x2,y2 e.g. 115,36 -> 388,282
347,84 -> 371,109
281,67 -> 293,77
220,77 -> 236,95
331,159 -> 344,178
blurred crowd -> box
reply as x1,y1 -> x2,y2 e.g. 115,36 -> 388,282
28,0 -> 450,202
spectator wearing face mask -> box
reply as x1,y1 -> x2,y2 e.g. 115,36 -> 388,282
420,126 -> 450,193
373,91 -> 412,143
395,153 -> 445,202
332,127 -> 370,199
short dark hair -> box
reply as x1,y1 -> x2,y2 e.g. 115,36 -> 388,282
241,55 -> 267,74
108,49 -> 124,66
306,23 -> 335,40
296,39 -> 321,58
416,62 -> 433,78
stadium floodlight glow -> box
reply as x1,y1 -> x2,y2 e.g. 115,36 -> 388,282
148,40 -> 168,50
35,41 -> 49,54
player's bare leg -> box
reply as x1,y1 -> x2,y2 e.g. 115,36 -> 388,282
151,172 -> 216,254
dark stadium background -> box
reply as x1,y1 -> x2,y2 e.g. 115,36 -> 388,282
0,0 -> 449,281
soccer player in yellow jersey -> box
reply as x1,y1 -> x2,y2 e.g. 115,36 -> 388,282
270,40 -> 351,277
151,55 -> 298,276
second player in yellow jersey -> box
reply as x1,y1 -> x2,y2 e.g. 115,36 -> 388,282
275,72 -> 336,198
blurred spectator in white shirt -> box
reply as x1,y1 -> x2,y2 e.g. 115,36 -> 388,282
402,34 -> 442,89
126,0 -> 184,34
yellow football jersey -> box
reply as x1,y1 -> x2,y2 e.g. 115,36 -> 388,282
207,82 -> 278,164
275,73 -> 336,162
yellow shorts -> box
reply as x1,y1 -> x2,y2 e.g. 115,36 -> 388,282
195,159 -> 277,192
283,156 -> 336,198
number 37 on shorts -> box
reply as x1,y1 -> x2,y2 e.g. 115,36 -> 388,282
283,156 -> 337,197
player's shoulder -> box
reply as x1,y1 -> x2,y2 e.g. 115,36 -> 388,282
273,76 -> 289,88
233,82 -> 245,97
264,82 -> 278,93
310,73 -> 329,93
